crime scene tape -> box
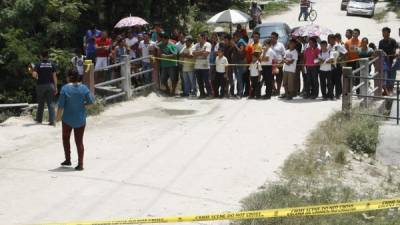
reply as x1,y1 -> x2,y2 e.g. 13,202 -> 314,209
150,56 -> 367,67
40,198 -> 400,225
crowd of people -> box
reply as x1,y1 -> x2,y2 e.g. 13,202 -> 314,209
71,23 -> 400,101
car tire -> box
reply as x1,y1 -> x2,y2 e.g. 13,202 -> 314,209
346,12 -> 351,16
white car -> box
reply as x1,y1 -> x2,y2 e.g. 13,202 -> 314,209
346,0 -> 375,18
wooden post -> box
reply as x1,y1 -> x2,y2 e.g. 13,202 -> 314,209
374,50 -> 384,97
359,58 -> 369,107
121,55 -> 132,99
83,60 -> 95,96
342,67 -> 353,115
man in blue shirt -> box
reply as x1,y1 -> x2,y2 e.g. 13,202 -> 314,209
56,70 -> 94,171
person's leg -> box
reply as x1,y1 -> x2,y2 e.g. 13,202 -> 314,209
243,70 -> 250,97
227,67 -> 234,96
210,66 -> 216,97
288,72 -> 296,98
170,67 -> 178,96
298,8 -> 303,21
221,75 -> 227,98
203,69 -> 212,96
276,67 -> 283,96
35,85 -> 45,123
250,77 -> 256,98
196,70 -> 205,97
304,67 -> 311,97
62,121 -> 73,164
327,70 -> 335,99
304,7 -> 309,20
214,73 -> 221,97
311,67 -> 319,98
188,71 -> 197,96
235,66 -> 244,97
319,71 -> 328,99
161,67 -> 170,95
73,124 -> 86,170
282,71 -> 289,97
45,84 -> 55,123
264,66 -> 273,98
143,62 -> 152,83
335,65 -> 343,98
182,72 -> 190,96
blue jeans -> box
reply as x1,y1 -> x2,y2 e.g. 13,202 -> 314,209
298,7 -> 309,21
142,62 -> 152,84
182,71 -> 197,96
234,65 -> 246,97
384,59 -> 396,88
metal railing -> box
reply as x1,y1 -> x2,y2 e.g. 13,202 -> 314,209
342,50 -> 399,124
84,55 -> 155,102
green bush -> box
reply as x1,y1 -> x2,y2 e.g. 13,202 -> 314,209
344,114 -> 379,154
87,99 -> 106,116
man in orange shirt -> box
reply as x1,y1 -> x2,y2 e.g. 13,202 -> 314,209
344,28 -> 361,93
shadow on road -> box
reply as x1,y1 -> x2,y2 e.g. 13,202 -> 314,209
49,167 -> 76,172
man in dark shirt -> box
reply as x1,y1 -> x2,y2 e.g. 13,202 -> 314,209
32,51 -> 58,125
223,34 -> 235,97
379,27 -> 398,94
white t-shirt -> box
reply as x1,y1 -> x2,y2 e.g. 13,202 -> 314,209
71,55 -> 85,75
271,42 -> 286,62
249,60 -> 262,77
139,40 -> 155,63
283,49 -> 298,73
329,43 -> 348,65
319,50 -> 333,71
126,37 -> 139,59
261,48 -> 276,65
215,56 -> 228,73
193,42 -> 212,70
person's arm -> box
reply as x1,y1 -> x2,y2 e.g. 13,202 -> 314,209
56,107 -> 63,123
56,87 -> 65,123
53,72 -> 58,95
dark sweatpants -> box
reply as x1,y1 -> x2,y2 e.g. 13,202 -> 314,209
319,70 -> 334,99
332,65 -> 343,98
215,72 -> 226,97
62,122 -> 86,166
304,66 -> 319,98
262,65 -> 273,98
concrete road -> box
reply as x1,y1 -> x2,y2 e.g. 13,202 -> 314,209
0,94 -> 340,225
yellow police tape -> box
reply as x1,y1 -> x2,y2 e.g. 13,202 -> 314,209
41,198 -> 400,225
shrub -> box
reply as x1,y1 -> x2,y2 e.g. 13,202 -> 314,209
344,113 -> 379,154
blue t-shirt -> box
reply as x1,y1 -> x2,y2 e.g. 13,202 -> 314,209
58,83 -> 94,128
86,29 -> 102,54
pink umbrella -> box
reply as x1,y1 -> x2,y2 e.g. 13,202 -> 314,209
114,16 -> 148,28
292,24 -> 333,40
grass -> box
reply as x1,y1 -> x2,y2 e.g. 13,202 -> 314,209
235,109 -> 400,225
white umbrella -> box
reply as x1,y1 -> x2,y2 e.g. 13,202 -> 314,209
207,9 -> 251,24
207,9 -> 251,34
114,16 -> 148,28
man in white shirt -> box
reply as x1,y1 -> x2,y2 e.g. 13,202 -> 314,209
125,31 -> 139,60
318,41 -> 335,100
139,32 -> 155,84
193,33 -> 212,98
328,34 -> 348,99
261,39 -> 276,99
282,40 -> 298,100
271,32 -> 286,95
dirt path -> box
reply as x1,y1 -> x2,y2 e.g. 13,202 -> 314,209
0,93 -> 340,225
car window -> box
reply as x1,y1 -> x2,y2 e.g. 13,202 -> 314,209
254,26 -> 286,39
353,0 -> 373,2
